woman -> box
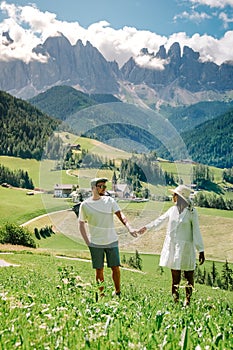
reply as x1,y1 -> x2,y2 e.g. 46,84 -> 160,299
138,184 -> 205,306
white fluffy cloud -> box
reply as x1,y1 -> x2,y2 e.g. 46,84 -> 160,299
189,0 -> 233,8
173,10 -> 211,23
219,11 -> 233,28
1,1 -> 233,67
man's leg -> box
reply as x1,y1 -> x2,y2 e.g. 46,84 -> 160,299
171,269 -> 181,303
96,268 -> 105,295
105,244 -> 121,295
88,245 -> 105,298
184,270 -> 194,305
111,265 -> 121,294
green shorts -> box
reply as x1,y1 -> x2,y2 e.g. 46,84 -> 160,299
88,241 -> 120,269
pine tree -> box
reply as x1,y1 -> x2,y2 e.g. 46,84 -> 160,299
135,250 -> 142,271
221,260 -> 233,290
211,261 -> 218,286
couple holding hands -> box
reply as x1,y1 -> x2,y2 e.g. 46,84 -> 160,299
78,178 -> 205,305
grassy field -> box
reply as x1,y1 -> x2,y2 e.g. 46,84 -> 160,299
0,156 -> 78,190
159,160 -> 224,184
0,252 -> 232,349
20,202 -> 233,263
0,182 -> 233,262
0,186 -> 73,226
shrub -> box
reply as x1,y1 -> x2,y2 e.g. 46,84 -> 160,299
0,223 -> 36,248
34,227 -> 41,240
35,225 -> 55,239
122,250 -> 143,270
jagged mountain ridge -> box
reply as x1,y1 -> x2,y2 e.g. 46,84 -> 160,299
121,43 -> 233,93
1,33 -> 233,105
0,34 -> 119,99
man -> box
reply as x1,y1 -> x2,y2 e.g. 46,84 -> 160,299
78,177 -> 136,299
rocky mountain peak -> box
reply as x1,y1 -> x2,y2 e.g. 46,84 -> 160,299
183,46 -> 200,61
167,42 -> 181,60
156,45 -> 166,59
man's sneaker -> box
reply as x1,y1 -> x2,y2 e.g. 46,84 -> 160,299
112,291 -> 121,298
183,299 -> 190,307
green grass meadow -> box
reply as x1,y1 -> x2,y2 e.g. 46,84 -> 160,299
0,252 -> 232,349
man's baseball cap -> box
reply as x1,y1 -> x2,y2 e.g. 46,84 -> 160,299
90,177 -> 108,187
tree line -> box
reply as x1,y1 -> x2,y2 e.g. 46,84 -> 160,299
193,192 -> 233,210
119,152 -> 177,188
0,164 -> 34,189
55,148 -> 116,170
195,260 -> 233,292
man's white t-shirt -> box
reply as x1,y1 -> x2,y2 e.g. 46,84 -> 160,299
78,196 -> 120,245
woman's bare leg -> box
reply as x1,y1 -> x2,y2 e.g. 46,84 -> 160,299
171,269 -> 181,303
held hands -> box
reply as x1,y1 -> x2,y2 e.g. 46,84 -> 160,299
128,226 -> 147,237
138,227 -> 147,235
199,251 -> 205,265
128,227 -> 138,237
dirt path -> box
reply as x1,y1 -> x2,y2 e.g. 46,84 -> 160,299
0,253 -> 20,267
0,253 -> 145,273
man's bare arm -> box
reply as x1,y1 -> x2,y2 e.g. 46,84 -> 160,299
79,221 -> 90,246
115,211 -> 137,237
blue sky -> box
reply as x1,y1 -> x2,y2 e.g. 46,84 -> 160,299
1,0 -> 233,67
1,0 -> 233,37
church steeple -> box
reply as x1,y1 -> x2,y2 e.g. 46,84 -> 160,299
112,171 -> 117,191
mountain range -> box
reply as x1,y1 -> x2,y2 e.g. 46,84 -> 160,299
1,33 -> 233,168
1,33 -> 233,108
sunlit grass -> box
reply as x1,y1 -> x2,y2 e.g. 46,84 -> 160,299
0,253 -> 232,349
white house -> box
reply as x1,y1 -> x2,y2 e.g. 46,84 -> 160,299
111,183 -> 131,198
54,184 -> 74,198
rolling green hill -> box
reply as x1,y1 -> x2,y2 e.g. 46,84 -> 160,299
80,108 -> 233,168
29,85 -> 121,120
154,108 -> 233,168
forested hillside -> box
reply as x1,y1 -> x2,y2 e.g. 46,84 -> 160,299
29,85 -> 121,120
156,108 -> 233,168
164,100 -> 233,132
182,109 -> 233,168
0,91 -> 60,160
84,123 -> 162,151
